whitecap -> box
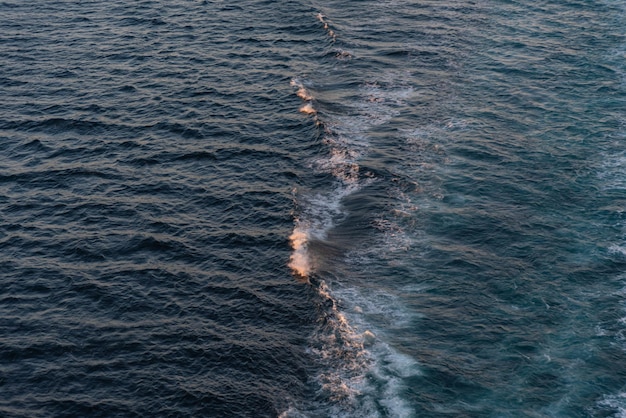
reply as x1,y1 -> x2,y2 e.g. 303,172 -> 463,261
299,102 -> 316,115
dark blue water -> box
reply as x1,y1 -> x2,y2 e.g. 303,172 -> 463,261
1,1 -> 625,416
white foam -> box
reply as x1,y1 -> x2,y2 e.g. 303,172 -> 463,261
313,150 -> 362,187
610,244 -> 626,258
311,281 -> 372,403
335,286 -> 417,330
304,280 -> 421,417
299,102 -> 316,115
291,78 -> 314,101
597,273 -> 626,416
288,80 -> 377,279
316,12 -> 336,41
599,154 -> 626,191
597,392 -> 626,417
287,12 -> 427,414
334,49 -> 353,60
277,406 -> 309,418
313,273 -> 422,412
288,223 -> 311,279
380,378 -> 415,418
287,183 -> 359,278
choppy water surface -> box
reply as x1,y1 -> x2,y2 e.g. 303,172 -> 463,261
1,0 -> 625,416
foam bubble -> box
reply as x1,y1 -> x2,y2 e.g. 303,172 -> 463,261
288,224 -> 311,279
287,184 -> 358,280
299,102 -> 316,115
316,11 -> 336,41
297,88 -> 313,101
598,151 -> 626,191
596,392 -> 626,417
277,406 -> 309,418
362,330 -> 376,347
305,279 -> 422,416
309,281 -> 372,405
290,78 -> 314,101
380,379 -> 415,418
316,149 -> 361,187
286,13 -> 425,413
610,244 -> 626,258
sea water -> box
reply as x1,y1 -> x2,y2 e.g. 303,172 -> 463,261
0,0 -> 625,416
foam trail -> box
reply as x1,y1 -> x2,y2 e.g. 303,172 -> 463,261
289,78 -> 319,278
312,281 -> 373,404
286,12 -> 421,416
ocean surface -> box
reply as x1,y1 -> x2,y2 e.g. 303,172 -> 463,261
1,0 -> 625,416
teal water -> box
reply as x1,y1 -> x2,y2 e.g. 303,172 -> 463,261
0,0 -> 624,416
286,1 -> 626,416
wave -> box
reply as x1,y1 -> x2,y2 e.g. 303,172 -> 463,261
285,10 -> 422,417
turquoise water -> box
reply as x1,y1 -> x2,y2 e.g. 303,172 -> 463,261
0,0 -> 624,416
